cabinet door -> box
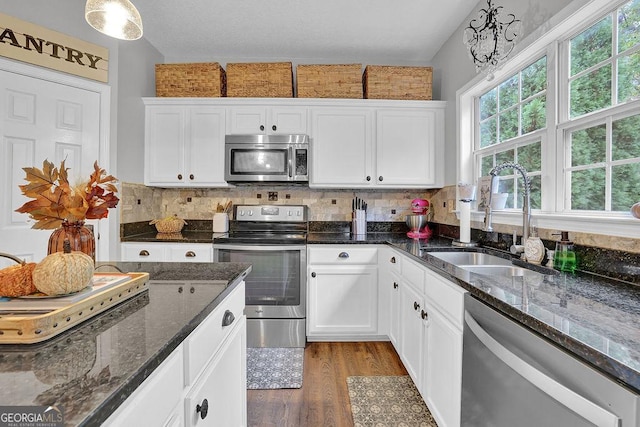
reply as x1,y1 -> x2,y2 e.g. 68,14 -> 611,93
309,108 -> 373,187
145,106 -> 186,185
422,302 -> 463,427
187,107 -> 227,186
270,106 -> 308,134
307,265 -> 378,337
227,106 -> 307,134
399,281 -> 424,387
376,108 -> 441,187
388,271 -> 401,348
185,316 -> 247,427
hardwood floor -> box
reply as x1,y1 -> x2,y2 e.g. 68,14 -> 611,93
247,341 -> 408,427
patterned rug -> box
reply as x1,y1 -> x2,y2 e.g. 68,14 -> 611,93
347,376 -> 438,427
246,347 -> 304,389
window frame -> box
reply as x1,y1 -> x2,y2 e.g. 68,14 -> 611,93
457,0 -> 640,239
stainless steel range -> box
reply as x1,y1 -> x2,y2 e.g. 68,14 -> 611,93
213,205 -> 307,348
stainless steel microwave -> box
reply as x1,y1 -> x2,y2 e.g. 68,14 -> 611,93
224,134 -> 309,183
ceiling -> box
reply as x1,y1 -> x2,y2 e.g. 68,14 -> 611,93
133,0 -> 479,65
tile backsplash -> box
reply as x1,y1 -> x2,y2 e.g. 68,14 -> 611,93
120,182 -> 640,254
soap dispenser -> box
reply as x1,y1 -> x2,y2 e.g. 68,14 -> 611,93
524,227 -> 545,265
554,231 -> 576,273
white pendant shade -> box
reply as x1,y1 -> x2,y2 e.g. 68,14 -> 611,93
85,0 -> 143,40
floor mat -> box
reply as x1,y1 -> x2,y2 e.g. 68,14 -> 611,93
347,375 -> 438,426
246,347 -> 304,389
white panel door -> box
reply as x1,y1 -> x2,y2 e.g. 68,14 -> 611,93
0,69 -> 101,266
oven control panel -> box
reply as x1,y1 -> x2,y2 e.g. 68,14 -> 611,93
234,205 -> 307,222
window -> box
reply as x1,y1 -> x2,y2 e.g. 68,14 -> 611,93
466,0 -> 640,227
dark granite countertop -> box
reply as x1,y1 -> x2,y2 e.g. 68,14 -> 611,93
120,230 -> 218,243
0,261 -> 251,426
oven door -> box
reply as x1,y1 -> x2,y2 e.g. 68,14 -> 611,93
213,244 -> 306,319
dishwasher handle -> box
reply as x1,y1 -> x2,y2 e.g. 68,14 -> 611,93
464,312 -> 620,427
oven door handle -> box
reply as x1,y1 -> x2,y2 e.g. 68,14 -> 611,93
465,312 -> 620,427
288,146 -> 293,178
213,244 -> 306,251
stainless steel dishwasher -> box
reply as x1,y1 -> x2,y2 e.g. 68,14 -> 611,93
461,294 -> 639,427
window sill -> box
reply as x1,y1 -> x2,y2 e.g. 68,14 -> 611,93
467,210 -> 640,239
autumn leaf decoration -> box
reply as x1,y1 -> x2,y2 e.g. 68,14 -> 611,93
15,159 -> 119,230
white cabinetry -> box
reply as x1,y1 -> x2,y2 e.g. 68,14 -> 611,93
227,105 -> 307,134
378,247 -> 402,345
144,100 -> 228,187
105,282 -> 246,427
309,108 -> 373,186
121,242 -> 213,263
397,257 -> 426,384
309,102 -> 445,188
307,246 -> 381,340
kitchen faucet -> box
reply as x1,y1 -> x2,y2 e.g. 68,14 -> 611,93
484,162 -> 532,247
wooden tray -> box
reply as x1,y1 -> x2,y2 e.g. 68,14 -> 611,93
0,272 -> 149,344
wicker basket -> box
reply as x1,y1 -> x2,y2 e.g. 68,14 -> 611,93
226,62 -> 293,97
149,216 -> 187,234
155,63 -> 226,97
296,64 -> 363,98
364,65 -> 433,100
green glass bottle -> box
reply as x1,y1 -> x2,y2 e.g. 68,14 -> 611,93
554,231 -> 576,273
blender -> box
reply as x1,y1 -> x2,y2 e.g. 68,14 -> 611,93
406,199 -> 431,238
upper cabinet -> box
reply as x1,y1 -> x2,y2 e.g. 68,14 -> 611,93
143,98 -> 445,189
144,99 -> 229,187
227,106 -> 308,135
309,101 -> 445,189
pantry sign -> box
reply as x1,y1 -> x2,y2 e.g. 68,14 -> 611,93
0,13 -> 109,83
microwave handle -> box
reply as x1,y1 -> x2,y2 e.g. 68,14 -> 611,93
288,147 -> 293,178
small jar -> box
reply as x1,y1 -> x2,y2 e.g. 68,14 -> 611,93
524,229 -> 545,265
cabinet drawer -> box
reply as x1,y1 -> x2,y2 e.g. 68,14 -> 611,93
424,268 -> 465,327
402,257 -> 425,293
309,246 -> 378,264
121,243 -> 165,262
168,245 -> 213,262
184,282 -> 245,385
104,350 -> 184,426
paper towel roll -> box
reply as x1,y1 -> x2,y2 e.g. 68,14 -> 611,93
459,202 -> 471,243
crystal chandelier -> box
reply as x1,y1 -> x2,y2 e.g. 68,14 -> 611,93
85,0 -> 143,40
463,0 -> 522,80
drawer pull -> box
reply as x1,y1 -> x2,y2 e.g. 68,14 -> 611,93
338,252 -> 350,259
390,256 -> 396,264
272,125 -> 277,131
222,310 -> 235,327
185,251 -> 196,258
177,174 -> 182,180
260,125 -> 265,131
196,398 -> 209,419
139,250 -> 150,257
414,301 -> 420,311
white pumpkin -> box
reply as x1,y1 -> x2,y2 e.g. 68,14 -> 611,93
33,240 -> 94,296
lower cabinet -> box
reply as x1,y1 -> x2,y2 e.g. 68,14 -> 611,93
307,245 -> 381,340
398,278 -> 424,383
104,282 -> 246,427
121,242 -> 213,263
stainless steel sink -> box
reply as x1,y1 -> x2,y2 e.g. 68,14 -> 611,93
461,265 -> 543,278
428,251 -> 512,266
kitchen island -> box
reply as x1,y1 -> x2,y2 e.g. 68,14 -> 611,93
0,261 -> 251,426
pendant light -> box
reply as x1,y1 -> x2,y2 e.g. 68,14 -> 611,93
85,0 -> 143,40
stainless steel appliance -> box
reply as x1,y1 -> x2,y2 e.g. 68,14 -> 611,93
213,205 -> 307,347
462,293 -> 639,426
224,134 -> 309,183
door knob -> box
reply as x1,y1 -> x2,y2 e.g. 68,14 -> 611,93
196,398 -> 209,419
260,125 -> 265,131
272,125 -> 277,131
177,174 -> 182,180
378,176 -> 384,181
390,256 -> 396,264
414,301 -> 420,311
311,272 -> 316,278
393,282 -> 398,289
421,309 -> 428,320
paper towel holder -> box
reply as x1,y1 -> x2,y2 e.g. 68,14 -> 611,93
453,183 -> 479,247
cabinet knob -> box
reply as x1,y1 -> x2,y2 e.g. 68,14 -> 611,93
414,301 -> 420,311
421,309 -> 428,320
189,174 -> 194,180
393,282 -> 398,289
378,176 -> 384,182
177,174 -> 182,180
222,310 -> 235,327
139,250 -> 150,257
272,125 -> 277,131
185,251 -> 196,258
196,398 -> 209,419
338,252 -> 350,259
178,286 -> 183,294
390,256 -> 396,264
260,125 -> 265,131
190,286 -> 195,294
311,272 -> 316,278
366,176 -> 371,181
